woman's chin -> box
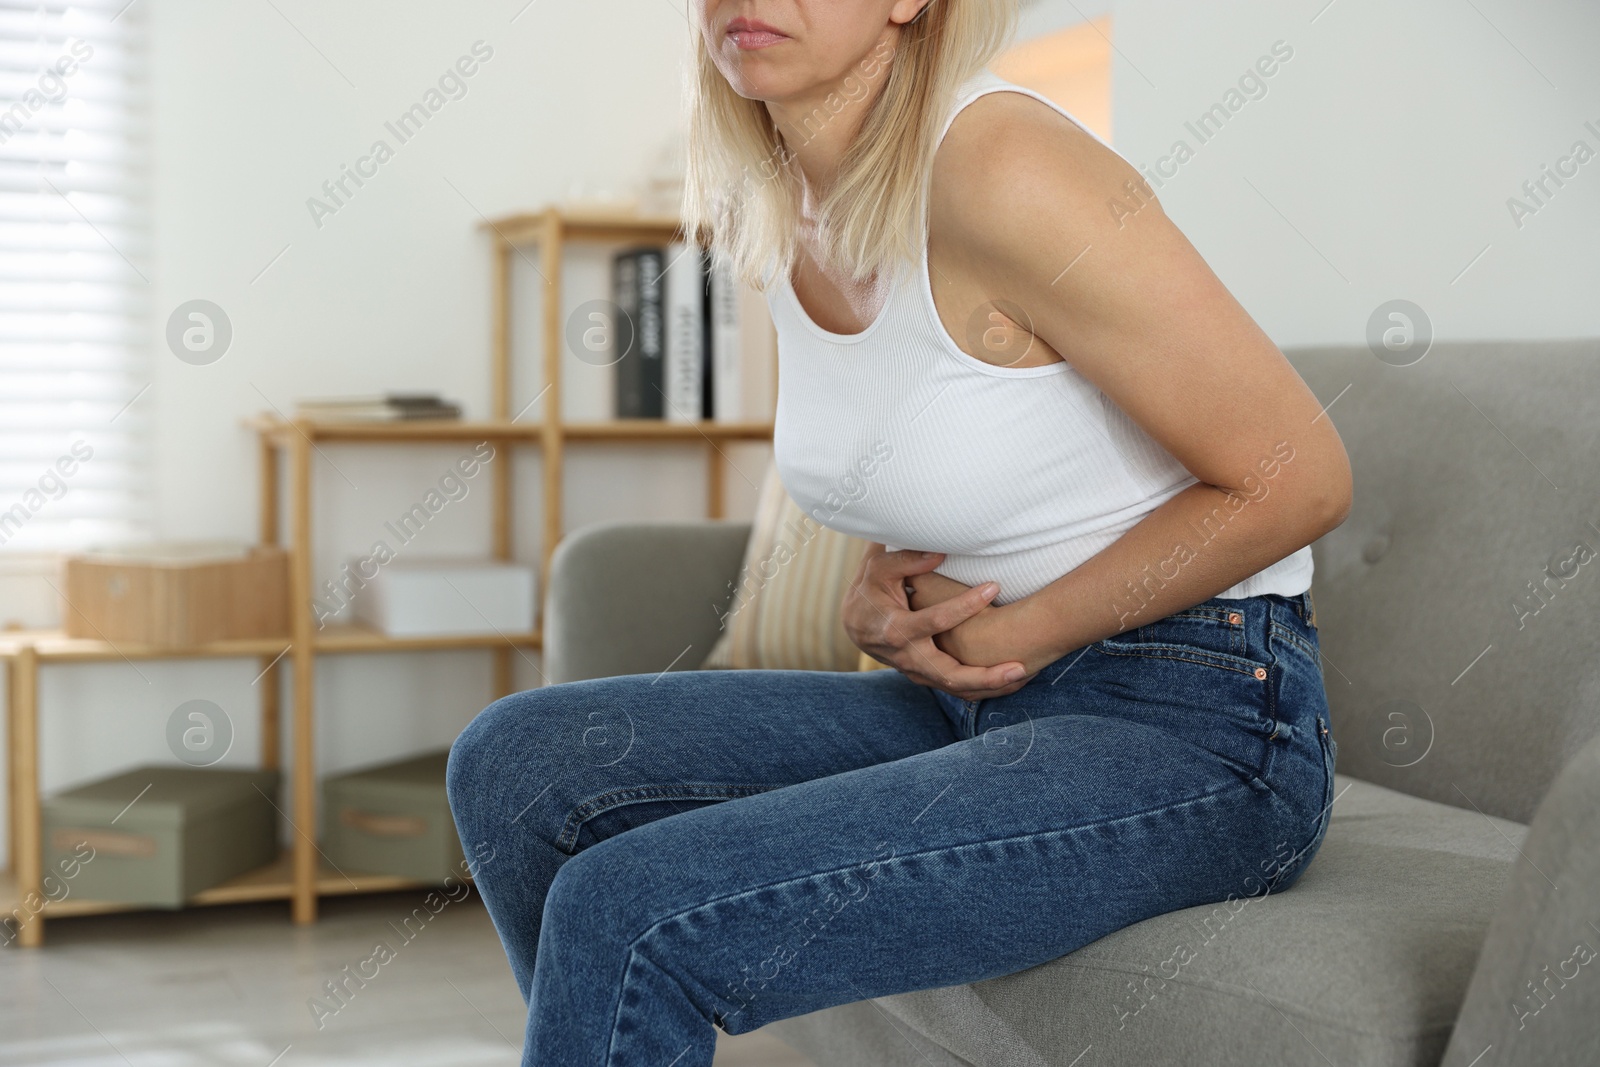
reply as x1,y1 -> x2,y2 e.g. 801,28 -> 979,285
715,58 -> 806,103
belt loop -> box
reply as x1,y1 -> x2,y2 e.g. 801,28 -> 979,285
1305,588 -> 1317,626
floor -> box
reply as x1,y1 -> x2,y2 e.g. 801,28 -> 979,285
0,892 -> 820,1067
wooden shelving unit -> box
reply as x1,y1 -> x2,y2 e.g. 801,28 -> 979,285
2,206 -> 775,946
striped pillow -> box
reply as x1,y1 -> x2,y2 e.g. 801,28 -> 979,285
702,461 -> 870,672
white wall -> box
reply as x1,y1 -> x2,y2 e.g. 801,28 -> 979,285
1020,0 -> 1112,39
5,0 -> 1599,856
5,0 -> 770,851
1109,0 -> 1600,343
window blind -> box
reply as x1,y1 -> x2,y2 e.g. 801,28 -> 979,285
0,0 -> 146,554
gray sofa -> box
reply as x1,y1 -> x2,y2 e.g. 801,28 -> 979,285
542,341 -> 1600,1066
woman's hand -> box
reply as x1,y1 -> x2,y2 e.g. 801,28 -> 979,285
905,570 -> 1041,676
843,545 -> 1031,701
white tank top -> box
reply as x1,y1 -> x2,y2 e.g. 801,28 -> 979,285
769,69 -> 1314,606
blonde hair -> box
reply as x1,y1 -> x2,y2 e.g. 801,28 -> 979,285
682,1 -> 1020,291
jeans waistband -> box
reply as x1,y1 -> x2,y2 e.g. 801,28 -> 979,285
1233,589 -> 1316,628
1284,588 -> 1317,627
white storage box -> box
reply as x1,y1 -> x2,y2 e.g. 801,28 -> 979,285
352,558 -> 536,637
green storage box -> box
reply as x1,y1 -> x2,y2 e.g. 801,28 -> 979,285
321,751 -> 463,881
42,765 -> 281,908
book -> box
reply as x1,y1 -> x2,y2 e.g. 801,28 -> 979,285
707,252 -> 743,423
612,247 -> 665,418
295,394 -> 462,421
298,392 -> 452,408
663,240 -> 704,422
700,246 -> 714,420
612,251 -> 640,417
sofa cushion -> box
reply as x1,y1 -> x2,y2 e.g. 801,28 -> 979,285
771,775 -> 1526,1067
702,459 -> 870,672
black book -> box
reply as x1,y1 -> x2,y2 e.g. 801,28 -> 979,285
383,393 -> 449,409
700,245 -> 714,421
612,246 -> 666,418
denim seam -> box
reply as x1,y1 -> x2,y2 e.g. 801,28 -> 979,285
1139,607 -> 1248,655
1269,621 -> 1319,663
1262,644 -> 1281,768
1092,642 -> 1265,678
557,782 -> 788,854
962,699 -> 982,739
1312,716 -> 1337,843
603,944 -> 712,1066
1273,591 -> 1314,626
602,780 -> 1258,1050
1167,607 -> 1235,623
1254,753 -> 1329,882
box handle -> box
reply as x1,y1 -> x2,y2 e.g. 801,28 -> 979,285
54,828 -> 157,857
339,808 -> 428,838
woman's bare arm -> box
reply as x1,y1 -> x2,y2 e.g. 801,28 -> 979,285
903,91 -> 1352,678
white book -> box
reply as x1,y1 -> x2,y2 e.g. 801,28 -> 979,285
663,240 -> 704,422
709,255 -> 743,423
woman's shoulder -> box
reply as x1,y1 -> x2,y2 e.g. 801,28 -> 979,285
929,78 -> 1149,253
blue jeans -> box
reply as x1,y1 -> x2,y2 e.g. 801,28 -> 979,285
446,590 -> 1337,1066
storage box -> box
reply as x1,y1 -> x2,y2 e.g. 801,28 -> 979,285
63,542 -> 289,647
321,751 -> 463,881
352,558 -> 535,637
42,766 -> 282,908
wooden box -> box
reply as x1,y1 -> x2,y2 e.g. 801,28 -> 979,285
62,542 -> 288,647
321,751 -> 464,881
43,766 -> 282,908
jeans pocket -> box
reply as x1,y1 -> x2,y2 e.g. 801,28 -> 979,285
1094,604 -> 1276,745
1096,602 -> 1267,679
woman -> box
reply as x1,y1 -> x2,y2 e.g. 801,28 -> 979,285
447,2 -> 1352,1063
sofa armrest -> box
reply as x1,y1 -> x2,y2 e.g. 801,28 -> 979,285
542,520 -> 751,685
1442,730 -> 1600,1066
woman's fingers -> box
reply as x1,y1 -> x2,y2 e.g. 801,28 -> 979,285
902,580 -> 999,639
898,641 -> 1029,700
848,546 -> 1028,698
866,547 -> 947,585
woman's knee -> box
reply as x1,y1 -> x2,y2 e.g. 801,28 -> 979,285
447,687 -> 557,822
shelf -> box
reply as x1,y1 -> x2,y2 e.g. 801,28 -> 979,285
563,420 -> 776,441
0,630 -> 289,663
314,624 -> 541,654
482,206 -> 686,245
1,850 -> 447,920
3,204 -> 774,946
247,415 -> 543,444
0,627 -> 542,662
248,415 -> 776,445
